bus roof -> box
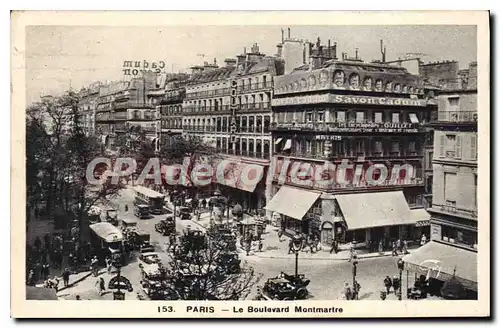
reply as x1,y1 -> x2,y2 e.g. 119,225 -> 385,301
134,186 -> 165,199
89,222 -> 123,243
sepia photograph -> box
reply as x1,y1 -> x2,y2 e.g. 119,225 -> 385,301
11,11 -> 490,318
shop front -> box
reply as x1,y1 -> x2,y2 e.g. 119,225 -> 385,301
265,185 -> 322,237
331,191 -> 422,248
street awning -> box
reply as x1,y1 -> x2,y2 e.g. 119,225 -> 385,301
402,242 -> 477,291
216,159 -> 264,193
265,186 -> 321,220
101,135 -> 108,145
335,191 -> 412,230
409,113 -> 420,123
411,208 -> 431,227
274,137 -> 283,145
282,139 -> 292,151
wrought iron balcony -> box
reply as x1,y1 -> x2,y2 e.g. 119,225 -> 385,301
430,111 -> 478,124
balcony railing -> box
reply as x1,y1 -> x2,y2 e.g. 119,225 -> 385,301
430,111 -> 478,123
237,82 -> 273,93
275,150 -> 423,160
112,102 -> 154,110
432,203 -> 478,219
183,102 -> 271,114
185,88 -> 231,100
271,120 -> 423,133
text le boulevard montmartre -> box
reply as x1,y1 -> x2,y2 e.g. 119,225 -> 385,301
232,305 -> 343,314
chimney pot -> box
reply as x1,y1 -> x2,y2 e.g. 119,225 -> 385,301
288,28 -> 291,39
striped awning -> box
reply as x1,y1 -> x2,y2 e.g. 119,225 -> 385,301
415,220 -> 431,227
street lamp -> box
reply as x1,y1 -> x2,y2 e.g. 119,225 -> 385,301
291,235 -> 304,278
397,259 -> 405,301
352,259 -> 359,300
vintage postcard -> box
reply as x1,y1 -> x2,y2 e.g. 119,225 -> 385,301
11,11 -> 490,318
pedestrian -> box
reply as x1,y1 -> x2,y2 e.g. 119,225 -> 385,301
96,277 -> 106,296
27,269 -> 35,286
384,276 -> 393,294
378,240 -> 384,253
34,237 -> 42,251
245,241 -> 251,256
105,256 -> 112,275
348,245 -> 356,262
353,281 -> 361,300
420,233 -> 427,246
391,241 -> 398,256
43,234 -> 51,251
90,256 -> 99,277
42,262 -> 50,280
330,239 -> 338,254
125,204 -> 129,212
343,282 -> 352,300
402,240 -> 409,254
76,295 -> 81,300
396,238 -> 402,252
288,238 -> 294,254
277,229 -> 284,243
201,198 -> 207,209
62,267 -> 70,288
258,239 -> 263,252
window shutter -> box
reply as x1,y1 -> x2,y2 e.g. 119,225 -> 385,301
455,135 -> 462,159
470,135 -> 477,160
439,135 -> 445,157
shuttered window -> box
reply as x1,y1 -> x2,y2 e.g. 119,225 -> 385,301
455,135 -> 462,159
439,135 -> 445,157
471,135 -> 477,160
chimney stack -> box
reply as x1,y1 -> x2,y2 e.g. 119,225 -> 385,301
328,39 -> 331,58
333,42 -> 338,60
355,48 -> 359,60
281,29 -> 284,42
380,39 -> 386,63
288,28 -> 291,39
276,43 -> 283,57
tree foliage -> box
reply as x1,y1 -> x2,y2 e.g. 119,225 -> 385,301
163,231 -> 261,300
26,90 -> 124,230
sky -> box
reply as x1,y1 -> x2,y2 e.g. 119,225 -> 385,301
26,25 -> 477,105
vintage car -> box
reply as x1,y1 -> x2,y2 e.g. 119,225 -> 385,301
139,241 -> 155,254
106,209 -> 119,226
209,228 -> 237,251
155,215 -> 176,236
178,206 -> 191,220
140,263 -> 166,300
179,228 -> 207,251
260,272 -> 310,300
216,252 -> 241,274
138,252 -> 161,265
121,217 -> 138,231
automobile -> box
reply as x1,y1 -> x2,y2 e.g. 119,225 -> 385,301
178,207 -> 191,220
139,241 -> 155,254
216,252 -> 241,274
106,209 -> 119,226
139,263 -> 166,300
135,204 -> 151,219
155,215 -> 176,236
138,252 -> 161,265
260,272 -> 310,300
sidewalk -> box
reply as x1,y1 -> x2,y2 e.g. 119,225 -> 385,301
177,211 -> 412,261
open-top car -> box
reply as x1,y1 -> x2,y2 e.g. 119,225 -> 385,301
178,206 -> 191,220
155,215 -> 176,236
260,272 -> 310,300
138,252 -> 161,265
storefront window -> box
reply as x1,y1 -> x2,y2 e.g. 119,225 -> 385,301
441,225 -> 477,249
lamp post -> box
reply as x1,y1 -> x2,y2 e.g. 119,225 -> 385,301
352,259 -> 358,300
397,259 -> 404,301
291,235 -> 303,278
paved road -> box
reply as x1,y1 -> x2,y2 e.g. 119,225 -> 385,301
62,188 -> 409,300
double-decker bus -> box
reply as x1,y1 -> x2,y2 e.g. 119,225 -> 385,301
133,186 -> 165,215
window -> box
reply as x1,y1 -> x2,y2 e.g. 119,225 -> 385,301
408,141 -> 416,153
374,112 -> 383,123
305,140 -> 312,154
391,141 -> 400,154
306,112 -> 313,123
428,151 -> 433,167
470,135 -> 477,160
317,111 -> 325,122
337,111 -> 346,123
448,97 -> 459,111
356,139 -> 365,155
444,172 -> 457,204
316,140 -> 325,156
263,75 -> 267,86
392,112 -> 400,123
356,112 -> 365,123
374,141 -> 383,155
442,226 -> 477,249
409,113 -> 419,124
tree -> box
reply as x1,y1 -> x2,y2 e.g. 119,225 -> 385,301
164,231 -> 262,300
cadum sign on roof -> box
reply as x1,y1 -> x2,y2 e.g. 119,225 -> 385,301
271,94 -> 428,107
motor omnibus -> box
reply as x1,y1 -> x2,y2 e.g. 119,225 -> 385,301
89,222 -> 125,266
133,186 -> 165,215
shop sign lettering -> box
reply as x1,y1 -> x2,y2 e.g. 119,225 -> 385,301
123,60 -> 166,76
271,94 -> 427,107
